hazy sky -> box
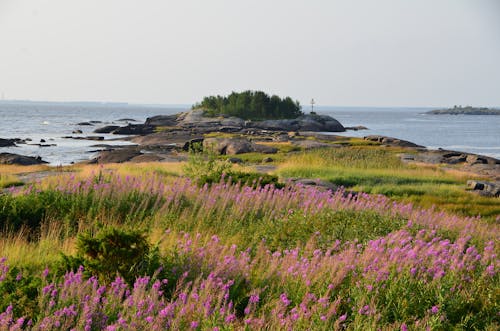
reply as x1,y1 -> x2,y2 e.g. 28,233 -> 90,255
1,0 -> 499,107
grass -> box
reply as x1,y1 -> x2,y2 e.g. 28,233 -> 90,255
276,147 -> 499,218
0,171 -> 497,329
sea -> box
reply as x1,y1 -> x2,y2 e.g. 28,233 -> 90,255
0,102 -> 499,165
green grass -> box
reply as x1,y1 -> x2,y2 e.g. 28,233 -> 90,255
0,173 -> 23,188
276,147 -> 499,218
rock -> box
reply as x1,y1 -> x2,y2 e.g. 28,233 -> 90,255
290,178 -> 338,192
466,180 -> 500,197
364,135 -> 424,148
72,130 -> 83,134
145,114 -> 180,127
0,153 -> 47,165
89,121 -> 102,124
227,157 -> 243,164
0,138 -> 17,147
252,144 -> 278,154
129,154 -> 164,163
85,136 -> 105,141
249,114 -> 345,132
345,125 -> 368,131
262,157 -> 273,163
466,155 -> 488,165
77,122 -> 93,126
112,124 -> 155,135
93,125 -> 120,134
40,139 -> 46,143
204,137 -> 253,155
117,118 -> 138,122
292,140 -> 332,150
89,149 -> 142,164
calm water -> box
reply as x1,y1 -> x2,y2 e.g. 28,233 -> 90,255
321,106 -> 500,159
0,103 -> 499,165
0,102 -> 182,165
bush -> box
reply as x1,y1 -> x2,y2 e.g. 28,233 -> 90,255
62,227 -> 156,284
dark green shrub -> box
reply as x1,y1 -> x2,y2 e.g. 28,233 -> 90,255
63,227 -> 153,284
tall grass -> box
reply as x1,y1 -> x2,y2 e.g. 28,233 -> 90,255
276,147 -> 499,218
0,171 -> 498,329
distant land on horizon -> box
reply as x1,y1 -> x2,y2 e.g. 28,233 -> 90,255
427,106 -> 500,115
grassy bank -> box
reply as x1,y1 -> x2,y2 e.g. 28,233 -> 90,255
276,147 -> 500,218
0,165 -> 498,330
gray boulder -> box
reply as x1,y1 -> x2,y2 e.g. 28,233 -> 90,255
364,135 -> 424,148
204,138 -> 253,155
145,114 -> 179,127
94,125 -> 120,134
0,153 -> 47,165
203,137 -> 278,155
89,149 -> 142,164
112,124 -> 155,135
466,180 -> 500,197
0,138 -> 17,147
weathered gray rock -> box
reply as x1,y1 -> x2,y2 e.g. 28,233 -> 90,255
112,124 -> 155,135
292,140 -> 333,150
145,114 -> 179,127
466,180 -> 500,197
364,135 -> 424,148
94,125 -> 120,134
89,149 -> 142,164
129,154 -> 164,163
0,138 -> 17,147
204,138 -> 253,155
203,137 -> 278,155
72,130 -> 83,134
252,144 -> 278,154
250,114 -> 345,132
0,153 -> 47,165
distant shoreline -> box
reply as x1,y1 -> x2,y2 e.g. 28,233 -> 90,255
426,106 -> 500,115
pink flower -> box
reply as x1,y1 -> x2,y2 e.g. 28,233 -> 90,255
430,305 -> 439,314
280,293 -> 291,306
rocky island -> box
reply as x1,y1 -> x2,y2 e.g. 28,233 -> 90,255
427,105 -> 500,115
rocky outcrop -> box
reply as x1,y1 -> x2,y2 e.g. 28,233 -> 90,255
0,138 -> 18,147
145,114 -> 180,127
466,180 -> 500,197
250,114 -> 345,132
88,149 -> 143,164
203,137 -> 278,155
292,140 -> 335,150
0,153 -> 47,165
364,135 -> 424,148
112,124 -> 155,135
145,110 -> 345,133
93,125 -> 120,134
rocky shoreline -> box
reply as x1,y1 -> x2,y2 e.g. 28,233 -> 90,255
1,109 -> 499,195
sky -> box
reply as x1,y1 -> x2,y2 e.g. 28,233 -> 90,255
0,0 -> 499,107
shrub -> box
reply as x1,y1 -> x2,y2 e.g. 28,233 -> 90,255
62,227 -> 154,284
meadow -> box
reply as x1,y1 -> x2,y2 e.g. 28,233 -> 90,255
0,148 -> 498,330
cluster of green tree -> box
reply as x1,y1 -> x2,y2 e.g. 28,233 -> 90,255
192,90 -> 303,120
